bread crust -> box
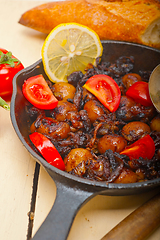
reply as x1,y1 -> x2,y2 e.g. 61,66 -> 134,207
19,0 -> 160,49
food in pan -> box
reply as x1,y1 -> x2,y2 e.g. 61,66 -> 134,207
29,132 -> 65,170
22,75 -> 58,110
23,55 -> 160,183
18,0 -> 160,49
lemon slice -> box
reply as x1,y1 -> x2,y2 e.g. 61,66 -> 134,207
41,23 -> 103,83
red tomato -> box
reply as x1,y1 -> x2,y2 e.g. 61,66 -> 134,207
120,134 -> 155,160
126,81 -> 153,107
0,48 -> 24,100
22,75 -> 58,110
29,132 -> 65,170
83,74 -> 121,112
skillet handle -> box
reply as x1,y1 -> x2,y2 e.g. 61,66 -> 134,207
32,178 -> 95,240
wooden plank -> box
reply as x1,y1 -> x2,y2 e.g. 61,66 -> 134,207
0,106 -> 36,239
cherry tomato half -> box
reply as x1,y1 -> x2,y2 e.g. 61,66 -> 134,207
22,74 -> 58,110
120,134 -> 155,160
29,132 -> 65,170
126,81 -> 153,107
83,74 -> 121,112
0,48 -> 24,100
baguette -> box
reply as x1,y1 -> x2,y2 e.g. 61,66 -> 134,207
19,0 -> 160,49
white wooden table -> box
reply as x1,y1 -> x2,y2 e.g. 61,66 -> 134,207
0,1 -> 160,239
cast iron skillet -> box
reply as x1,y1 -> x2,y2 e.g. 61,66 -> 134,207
10,41 -> 160,240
